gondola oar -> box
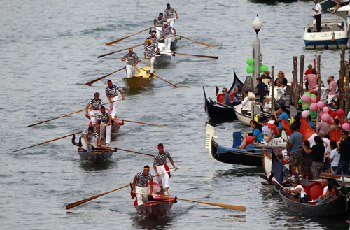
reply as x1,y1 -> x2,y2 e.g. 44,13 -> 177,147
106,27 -> 152,45
116,148 -> 154,157
165,51 -> 218,59
135,65 -> 178,88
65,168 -> 179,210
122,119 -> 174,128
97,43 -> 144,58
85,67 -> 126,86
178,35 -> 216,47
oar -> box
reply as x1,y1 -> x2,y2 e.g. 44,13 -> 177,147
163,196 -> 246,212
106,27 -> 152,45
155,75 -> 178,88
85,67 -> 126,86
178,35 -> 216,47
97,43 -> 144,58
14,124 -> 110,152
66,167 -> 179,210
116,148 -> 154,157
122,119 -> 174,128
166,51 -> 218,59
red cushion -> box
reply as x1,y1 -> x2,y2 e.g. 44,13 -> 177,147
230,92 -> 235,101
217,94 -> 224,103
302,182 -> 323,201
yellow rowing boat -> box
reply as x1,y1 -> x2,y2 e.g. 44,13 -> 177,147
122,66 -> 155,89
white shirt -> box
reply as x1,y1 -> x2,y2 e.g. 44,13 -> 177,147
277,86 -> 285,100
347,111 -> 350,121
308,133 -> 318,148
315,3 -> 321,15
323,186 -> 328,196
242,96 -> 249,110
262,125 -> 271,136
292,185 -> 306,198
323,138 -> 331,161
330,149 -> 340,167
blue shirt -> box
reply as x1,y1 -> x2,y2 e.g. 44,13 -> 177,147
279,112 -> 288,128
253,128 -> 263,142
289,131 -> 303,154
223,93 -> 232,104
309,121 -> 315,128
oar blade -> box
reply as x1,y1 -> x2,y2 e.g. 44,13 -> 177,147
175,197 -> 246,212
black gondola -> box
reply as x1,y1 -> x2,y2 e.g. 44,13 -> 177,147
203,71 -> 243,122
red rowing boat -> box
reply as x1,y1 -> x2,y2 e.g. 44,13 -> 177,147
131,182 -> 177,219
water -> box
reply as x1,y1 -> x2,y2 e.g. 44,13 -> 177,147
1,0 -> 350,229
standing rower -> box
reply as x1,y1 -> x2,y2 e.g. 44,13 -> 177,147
122,48 -> 139,78
132,165 -> 154,206
161,22 -> 176,52
80,126 -> 101,152
85,92 -> 103,127
106,80 -> 125,119
97,106 -> 112,146
154,13 -> 165,39
144,38 -> 160,77
147,30 -> 159,44
153,143 -> 178,196
164,3 -> 178,28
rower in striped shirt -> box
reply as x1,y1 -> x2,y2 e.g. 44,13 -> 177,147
161,22 -> 176,52
97,106 -> 112,146
80,126 -> 101,152
132,165 -> 154,206
144,39 -> 159,76
122,48 -> 139,78
85,92 -> 103,126
106,80 -> 125,119
164,3 -> 178,28
153,143 -> 178,196
154,13 -> 165,39
146,30 -> 159,44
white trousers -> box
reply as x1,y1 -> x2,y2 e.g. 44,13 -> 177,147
126,64 -> 136,78
109,95 -> 119,118
164,37 -> 172,51
147,57 -> 155,73
156,27 -> 162,39
100,123 -> 111,145
81,136 -> 97,152
156,165 -> 169,189
89,110 -> 100,125
136,186 -> 148,206
167,19 -> 175,28
328,94 -> 336,104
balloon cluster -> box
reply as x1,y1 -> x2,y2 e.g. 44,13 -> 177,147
246,58 -> 268,74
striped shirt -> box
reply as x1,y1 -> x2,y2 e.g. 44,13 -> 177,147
305,74 -> 318,90
123,52 -> 139,65
154,17 -> 165,27
135,172 -> 153,187
105,85 -> 121,97
153,151 -> 171,165
81,129 -> 99,142
97,110 -> 111,123
147,35 -> 159,43
88,98 -> 103,110
144,42 -> 158,57
164,7 -> 176,19
162,26 -> 174,37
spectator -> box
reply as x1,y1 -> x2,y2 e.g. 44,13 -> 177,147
305,68 -> 318,91
302,140 -> 313,179
276,80 -> 286,106
304,136 -> 325,179
336,131 -> 350,175
274,71 -> 288,86
307,115 -> 315,128
319,131 -> 331,173
327,140 -> 340,174
292,115 -> 301,131
317,118 -> 329,135
288,124 -> 303,178
256,77 -> 267,106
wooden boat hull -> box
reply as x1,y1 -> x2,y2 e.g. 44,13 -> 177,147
263,150 -> 272,175
78,147 -> 114,164
234,104 -> 253,126
204,98 -> 238,121
122,66 -> 155,89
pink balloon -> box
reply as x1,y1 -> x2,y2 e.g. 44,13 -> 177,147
310,103 -> 317,111
328,118 -> 334,124
302,94 -> 311,103
319,111 -> 324,118
302,110 -> 309,118
321,113 -> 330,123
311,97 -> 316,103
323,107 -> 329,113
342,123 -> 350,130
317,101 -> 325,109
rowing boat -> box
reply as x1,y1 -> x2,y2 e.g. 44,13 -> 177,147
77,147 -> 116,164
154,42 -> 172,65
130,181 -> 177,219
122,66 -> 155,89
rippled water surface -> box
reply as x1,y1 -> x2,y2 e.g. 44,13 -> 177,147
1,0 -> 350,229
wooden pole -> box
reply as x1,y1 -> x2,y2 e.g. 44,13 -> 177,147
345,61 -> 350,119
317,55 -> 321,100
272,66 -> 275,113
339,49 -> 345,110
300,55 -> 304,97
293,56 -> 298,108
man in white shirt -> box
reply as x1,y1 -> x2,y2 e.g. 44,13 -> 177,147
315,179 -> 329,203
312,0 -> 322,32
319,131 -> 331,173
241,90 -> 249,115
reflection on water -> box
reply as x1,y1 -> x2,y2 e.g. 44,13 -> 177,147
212,166 -> 264,180
79,160 -> 117,171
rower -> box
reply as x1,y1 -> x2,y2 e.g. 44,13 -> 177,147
164,3 -> 178,28
146,30 -> 159,44
106,80 -> 125,119
132,165 -> 154,206
153,143 -> 178,196
144,38 -> 160,77
153,13 -> 165,39
161,22 -> 176,52
121,48 -> 139,78
97,106 -> 112,146
80,126 -> 101,152
85,92 -> 103,127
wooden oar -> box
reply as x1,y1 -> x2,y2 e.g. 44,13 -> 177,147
66,167 -> 179,210
106,27 -> 152,45
166,51 -> 218,59
116,148 -> 154,157
155,75 -> 178,87
178,35 -> 216,47
97,43 -> 144,58
122,119 -> 174,128
164,196 -> 246,212
85,67 -> 126,86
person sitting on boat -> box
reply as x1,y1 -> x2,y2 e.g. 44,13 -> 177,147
315,179 -> 330,203
154,13 -> 165,39
238,120 -> 263,149
153,143 -> 178,196
276,80 -> 286,106
331,0 -> 349,15
283,179 -> 308,203
325,76 -> 337,104
222,87 -> 233,105
147,30 -> 159,44
274,105 -> 288,132
97,106 -> 112,146
161,22 -> 176,52
304,68 -> 318,92
106,80 -> 124,119
261,96 -> 272,113
256,77 -> 267,106
266,115 -> 281,143
164,3 -> 178,28
122,48 -> 139,78
85,92 -> 103,127
144,38 -> 160,77
262,119 -> 271,137
233,86 -> 243,103
274,71 -> 288,87
132,165 -> 154,206
80,126 -> 101,152
312,0 -> 322,32
241,90 -> 249,115
288,124 -> 303,178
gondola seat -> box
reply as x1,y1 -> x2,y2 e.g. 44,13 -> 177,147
302,182 -> 323,202
216,93 -> 235,103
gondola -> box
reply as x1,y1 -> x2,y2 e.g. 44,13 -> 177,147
203,71 -> 243,122
130,181 -> 177,219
